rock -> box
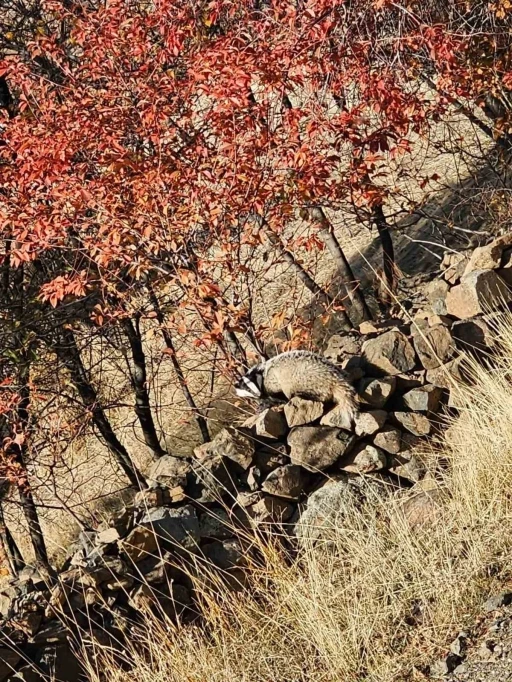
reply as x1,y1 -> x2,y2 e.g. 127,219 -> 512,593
445,269 -> 512,319
12,613 -> 41,638
463,234 -> 512,274
412,324 -> 454,370
284,397 -> 324,427
484,592 -> 512,612
340,355 -> 365,382
148,455 -> 191,488
444,254 -> 469,285
388,453 -> 424,482
394,372 -> 425,393
323,334 -> 361,361
0,593 -> 13,619
245,495 -> 294,525
398,488 -> 442,530
339,444 -> 388,474
320,404 -> 353,430
96,527 -> 121,545
199,510 -> 234,540
357,376 -> 396,408
426,279 -> 449,315
6,666 -> 41,682
288,426 -> 355,472
134,485 -> 169,509
452,318 -> 494,352
362,330 -> 417,375
253,447 -> 288,474
295,476 -> 388,542
450,631 -> 469,657
202,539 -> 244,569
392,411 -> 431,436
402,385 -> 443,412
190,452 -> 235,503
128,582 -> 190,619
140,505 -> 200,552
373,427 -> 402,454
430,652 -> 462,677
248,407 -> 288,439
0,650 -> 21,681
119,526 -> 158,563
194,427 -> 254,470
354,410 -> 387,436
426,358 -> 465,389
261,464 -> 308,499
247,465 -> 262,491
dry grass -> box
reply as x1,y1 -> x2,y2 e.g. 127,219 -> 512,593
81,313 -> 512,682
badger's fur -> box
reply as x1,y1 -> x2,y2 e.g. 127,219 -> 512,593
235,350 -> 357,423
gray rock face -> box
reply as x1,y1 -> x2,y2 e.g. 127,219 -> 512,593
463,234 -> 512,274
413,324 -> 454,370
452,318 -> 494,352
288,426 -> 355,472
425,279 -> 449,315
388,453 -> 424,482
194,427 -> 254,470
148,455 -> 191,488
245,495 -> 295,525
295,476 -> 387,543
392,411 -> 432,436
120,526 -> 158,563
262,464 -> 308,499
244,407 -> 288,439
354,410 -> 387,436
202,539 -> 244,569
338,444 -> 388,474
373,426 -> 402,454
445,269 -> 512,319
402,385 -> 443,412
140,505 -> 200,551
363,330 -> 417,375
426,358 -> 465,389
320,404 -> 353,430
190,452 -> 234,503
358,376 -> 397,408
284,397 -> 324,427
199,509 -> 234,540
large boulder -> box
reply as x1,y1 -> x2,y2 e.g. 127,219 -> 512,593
452,318 -> 495,352
295,476 -> 388,543
445,269 -> 512,319
363,330 -> 416,376
288,426 -> 355,472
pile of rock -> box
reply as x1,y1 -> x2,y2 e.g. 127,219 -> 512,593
2,232 -> 512,681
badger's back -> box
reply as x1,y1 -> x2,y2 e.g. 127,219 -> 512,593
263,351 -> 356,415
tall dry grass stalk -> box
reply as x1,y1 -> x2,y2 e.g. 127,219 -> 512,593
86,313 -> 512,682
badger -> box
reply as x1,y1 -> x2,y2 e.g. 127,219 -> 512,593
234,350 -> 357,422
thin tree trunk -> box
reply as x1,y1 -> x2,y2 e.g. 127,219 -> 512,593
372,204 -> 396,306
0,503 -> 24,575
121,316 -> 166,458
148,288 -> 210,443
310,207 -> 372,324
57,328 -> 146,489
15,361 -> 51,571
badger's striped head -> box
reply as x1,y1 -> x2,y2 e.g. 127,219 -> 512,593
234,365 -> 264,399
